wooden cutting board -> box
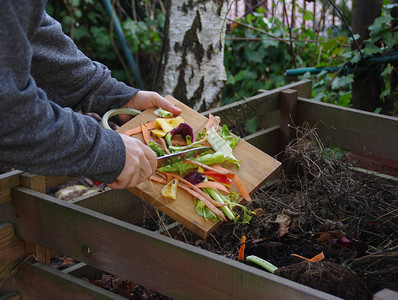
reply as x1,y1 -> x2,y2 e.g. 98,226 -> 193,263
116,96 -> 281,238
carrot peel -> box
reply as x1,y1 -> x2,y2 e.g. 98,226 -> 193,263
291,251 -> 325,262
238,236 -> 246,261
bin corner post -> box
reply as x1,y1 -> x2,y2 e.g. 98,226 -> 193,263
279,89 -> 299,177
19,174 -> 51,265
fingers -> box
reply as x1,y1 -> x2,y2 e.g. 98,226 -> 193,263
108,134 -> 157,189
124,91 -> 182,116
154,93 -> 182,116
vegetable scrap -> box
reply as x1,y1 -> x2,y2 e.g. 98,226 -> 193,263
131,109 -> 254,223
238,236 -> 246,261
291,251 -> 325,262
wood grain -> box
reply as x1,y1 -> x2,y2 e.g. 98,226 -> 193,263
0,223 -> 25,265
19,174 -> 50,265
1,262 -> 124,300
0,171 -> 22,204
0,187 -> 337,300
116,96 -> 281,238
298,97 -> 398,162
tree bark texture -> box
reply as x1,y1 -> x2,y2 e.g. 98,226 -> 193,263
351,0 -> 383,111
155,0 -> 228,111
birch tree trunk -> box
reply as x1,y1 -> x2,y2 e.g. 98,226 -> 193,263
155,0 -> 228,111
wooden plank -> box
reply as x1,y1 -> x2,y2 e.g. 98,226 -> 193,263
0,223 -> 25,266
298,97 -> 398,162
0,171 -> 22,204
0,187 -> 338,300
258,79 -> 312,98
117,96 -> 281,238
202,80 -> 311,128
70,189 -> 144,225
19,174 -> 50,265
280,89 -> 299,153
243,125 -> 280,157
280,89 -> 299,175
202,90 -> 280,127
1,262 -> 124,300
44,176 -> 75,190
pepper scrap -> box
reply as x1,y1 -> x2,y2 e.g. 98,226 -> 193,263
203,170 -> 232,185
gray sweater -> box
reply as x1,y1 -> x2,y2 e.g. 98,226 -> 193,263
0,0 -> 139,183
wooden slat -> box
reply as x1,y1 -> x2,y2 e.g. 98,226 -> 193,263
0,223 -> 25,265
202,80 -> 311,127
44,176 -> 75,190
258,79 -> 312,98
0,171 -> 22,204
0,187 -> 338,300
243,125 -> 280,157
70,189 -> 144,225
19,174 -> 50,265
298,97 -> 398,162
1,262 -> 124,300
280,89 -> 299,175
202,90 -> 279,127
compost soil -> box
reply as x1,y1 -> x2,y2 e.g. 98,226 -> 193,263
8,124 -> 395,300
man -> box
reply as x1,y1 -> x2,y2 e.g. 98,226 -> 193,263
0,0 -> 181,188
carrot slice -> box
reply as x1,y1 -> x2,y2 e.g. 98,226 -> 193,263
309,251 -> 325,262
211,165 -> 251,202
195,181 -> 230,194
238,236 -> 246,261
151,172 -> 226,220
175,182 -> 226,221
164,172 -> 227,208
165,172 -> 227,218
291,251 -> 325,262
145,120 -> 156,130
149,174 -> 167,184
122,125 -> 142,136
141,124 -> 151,145
122,120 -> 156,136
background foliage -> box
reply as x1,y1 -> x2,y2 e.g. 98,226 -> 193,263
47,0 -> 397,117
46,0 -> 165,87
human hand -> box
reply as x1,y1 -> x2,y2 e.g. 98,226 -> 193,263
120,91 -> 182,123
107,133 -> 157,189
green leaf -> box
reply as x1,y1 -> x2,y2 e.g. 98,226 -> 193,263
234,70 -> 258,81
337,92 -> 352,106
226,73 -> 236,85
245,118 -> 257,134
362,43 -> 382,55
368,15 -> 393,35
331,74 -> 354,90
303,10 -> 313,21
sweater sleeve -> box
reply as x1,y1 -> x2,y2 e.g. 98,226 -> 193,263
31,12 -> 139,114
0,2 -> 127,183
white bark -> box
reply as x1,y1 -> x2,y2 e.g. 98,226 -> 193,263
157,0 -> 228,111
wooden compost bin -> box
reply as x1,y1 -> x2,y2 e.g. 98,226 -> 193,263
0,80 -> 397,300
